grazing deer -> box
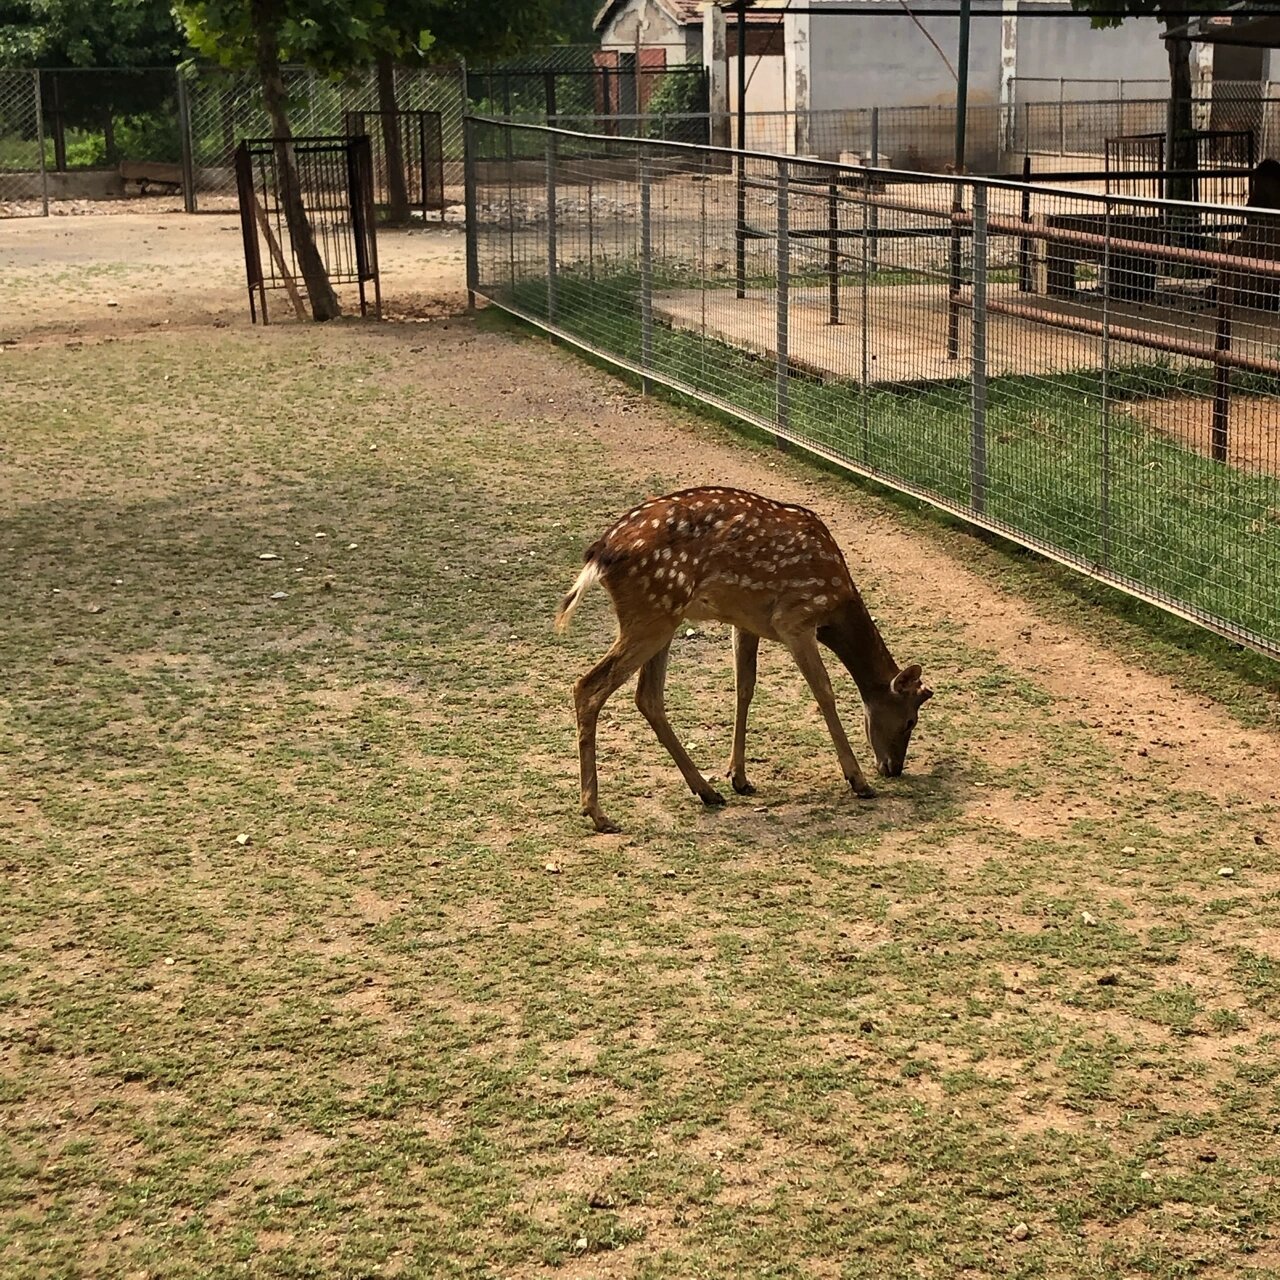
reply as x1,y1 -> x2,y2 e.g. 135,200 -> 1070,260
555,486 -> 932,833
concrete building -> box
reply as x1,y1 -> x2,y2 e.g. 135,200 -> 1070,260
594,0 -> 1273,165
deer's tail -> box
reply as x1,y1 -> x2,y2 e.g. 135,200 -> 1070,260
555,557 -> 602,634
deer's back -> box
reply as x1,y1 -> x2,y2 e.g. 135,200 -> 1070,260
587,487 -> 854,634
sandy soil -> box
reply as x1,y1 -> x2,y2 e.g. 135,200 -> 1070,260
0,205 -> 469,345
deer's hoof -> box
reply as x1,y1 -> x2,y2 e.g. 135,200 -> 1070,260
850,781 -> 877,800
700,788 -> 727,808
732,778 -> 756,795
588,812 -> 621,834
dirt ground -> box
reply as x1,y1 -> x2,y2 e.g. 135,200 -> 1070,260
6,203 -> 1280,1278
2,203 -> 1278,833
0,199 -> 469,344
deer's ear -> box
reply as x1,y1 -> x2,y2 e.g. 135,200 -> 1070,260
917,686 -> 934,704
892,665 -> 923,695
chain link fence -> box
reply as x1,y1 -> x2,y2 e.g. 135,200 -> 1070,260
0,69 -> 46,216
0,63 -> 469,217
467,118 -> 1280,659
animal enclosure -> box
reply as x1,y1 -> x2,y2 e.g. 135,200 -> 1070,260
235,135 -> 381,324
466,118 -> 1280,661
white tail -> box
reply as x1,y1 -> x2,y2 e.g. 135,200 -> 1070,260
558,486 -> 932,833
555,559 -> 601,634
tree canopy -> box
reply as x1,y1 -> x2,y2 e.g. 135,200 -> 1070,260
0,0 -> 184,67
174,0 -> 596,77
1068,0 -> 1233,34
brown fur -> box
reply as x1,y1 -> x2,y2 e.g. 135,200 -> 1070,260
557,487 -> 933,833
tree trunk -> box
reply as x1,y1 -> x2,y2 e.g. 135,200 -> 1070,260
250,0 -> 341,321
103,110 -> 118,166
1164,3 -> 1194,205
50,75 -> 67,172
376,53 -> 412,224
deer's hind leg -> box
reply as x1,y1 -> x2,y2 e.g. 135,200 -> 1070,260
574,623 -> 676,833
636,642 -> 725,809
727,627 -> 759,794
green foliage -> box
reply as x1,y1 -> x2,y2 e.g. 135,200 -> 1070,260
175,0 -> 402,73
645,67 -> 707,119
1067,0 -> 1231,32
175,0 -> 592,78
0,0 -> 184,66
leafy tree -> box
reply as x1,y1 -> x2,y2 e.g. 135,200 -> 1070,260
177,0 -> 398,319
0,0 -> 183,66
1069,0 -> 1233,201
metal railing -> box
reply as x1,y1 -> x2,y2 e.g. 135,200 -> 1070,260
466,117 -> 1280,660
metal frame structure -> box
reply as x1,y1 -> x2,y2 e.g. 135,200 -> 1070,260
235,134 -> 381,324
343,108 -> 446,220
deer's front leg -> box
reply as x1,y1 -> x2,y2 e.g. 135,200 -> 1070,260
636,642 -> 725,808
728,627 -> 759,794
782,631 -> 876,799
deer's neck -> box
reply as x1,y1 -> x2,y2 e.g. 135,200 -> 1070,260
816,594 -> 899,700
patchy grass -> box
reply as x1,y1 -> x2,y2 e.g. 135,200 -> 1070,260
2,319 -> 1280,1279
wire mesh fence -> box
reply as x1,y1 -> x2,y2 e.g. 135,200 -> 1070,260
1012,83 -> 1280,161
0,69 -> 46,216
467,117 -> 1280,659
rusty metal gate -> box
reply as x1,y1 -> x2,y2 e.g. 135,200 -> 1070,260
234,134 -> 380,323
343,109 -> 445,221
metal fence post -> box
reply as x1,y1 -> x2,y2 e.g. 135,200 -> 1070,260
463,116 -> 479,310
861,170 -> 871,466
827,181 -> 840,325
33,70 -> 49,217
869,106 -> 880,273
970,184 -> 988,515
1100,199 -> 1111,566
775,158 -> 789,446
640,154 -> 653,395
546,132 -> 558,324
176,71 -> 197,215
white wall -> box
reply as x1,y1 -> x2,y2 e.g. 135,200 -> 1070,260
794,0 -> 1178,112
1013,10 -> 1170,98
805,0 -> 1004,112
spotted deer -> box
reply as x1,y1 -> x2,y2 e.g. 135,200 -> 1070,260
556,486 -> 932,833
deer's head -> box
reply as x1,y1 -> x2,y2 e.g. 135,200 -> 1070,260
863,665 -> 933,777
